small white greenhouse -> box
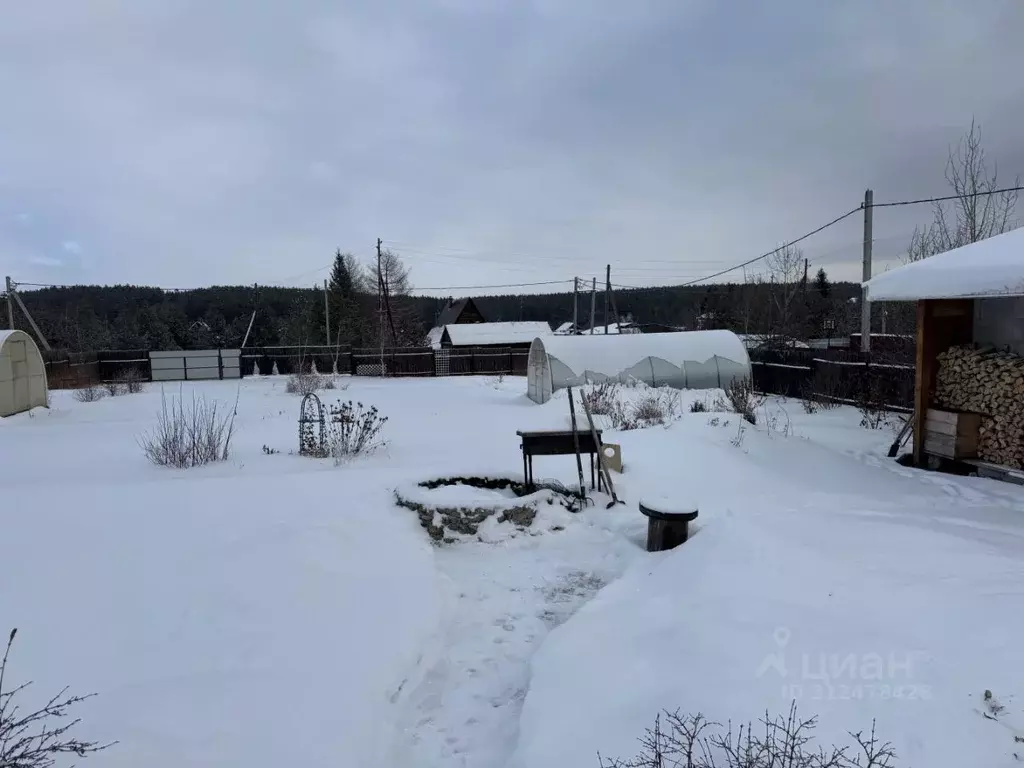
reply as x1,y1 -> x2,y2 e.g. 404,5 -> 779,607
526,330 -> 751,404
0,330 -> 49,417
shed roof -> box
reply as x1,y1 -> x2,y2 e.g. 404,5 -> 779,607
435,297 -> 489,327
864,228 -> 1024,301
443,321 -> 552,346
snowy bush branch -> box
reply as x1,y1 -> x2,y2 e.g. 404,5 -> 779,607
72,384 -> 103,403
326,400 -> 387,462
598,702 -> 896,768
0,628 -> 114,768
139,388 -> 238,468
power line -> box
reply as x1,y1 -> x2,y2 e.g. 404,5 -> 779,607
412,278 -> 574,292
872,185 -> 1024,208
13,280 -> 209,293
670,205 -> 863,287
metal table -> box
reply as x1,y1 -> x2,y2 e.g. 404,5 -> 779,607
516,428 -> 604,492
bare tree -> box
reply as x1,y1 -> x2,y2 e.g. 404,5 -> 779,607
372,249 -> 412,297
370,249 -> 423,345
764,243 -> 804,339
906,119 -> 1019,262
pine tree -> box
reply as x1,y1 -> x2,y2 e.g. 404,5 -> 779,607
814,267 -> 831,299
327,250 -> 368,348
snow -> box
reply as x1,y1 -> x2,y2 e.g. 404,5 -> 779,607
509,400 -> 1024,768
443,321 -> 552,346
864,227 -> 1024,300
638,494 -> 698,515
2,375 -> 1024,768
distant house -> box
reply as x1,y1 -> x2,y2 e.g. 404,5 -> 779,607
440,321 -> 552,349
554,321 -> 578,335
427,297 -> 489,348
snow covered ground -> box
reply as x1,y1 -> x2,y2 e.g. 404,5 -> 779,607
2,375 -> 1022,768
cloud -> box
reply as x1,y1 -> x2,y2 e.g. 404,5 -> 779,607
29,255 -> 63,268
14,212 -> 30,224
62,240 -> 82,255
0,1 -> 1022,294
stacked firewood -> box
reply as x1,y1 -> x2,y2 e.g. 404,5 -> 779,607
935,345 -> 1024,468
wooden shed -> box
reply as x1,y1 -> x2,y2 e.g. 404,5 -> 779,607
864,229 -> 1024,481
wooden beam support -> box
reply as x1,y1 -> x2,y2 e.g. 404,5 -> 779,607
913,299 -> 975,466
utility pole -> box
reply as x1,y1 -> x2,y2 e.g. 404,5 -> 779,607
377,238 -> 385,374
589,278 -> 596,335
4,276 -> 13,330
5,277 -> 50,349
572,277 -> 579,334
609,278 -> 622,333
604,265 -> 610,334
323,279 -> 330,348
241,283 -> 258,349
861,188 -> 873,353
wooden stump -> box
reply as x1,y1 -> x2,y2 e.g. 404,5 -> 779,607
639,499 -> 699,552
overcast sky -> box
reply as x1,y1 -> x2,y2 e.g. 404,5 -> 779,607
2,1 -> 1023,296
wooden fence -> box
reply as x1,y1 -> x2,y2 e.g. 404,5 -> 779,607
42,349 -> 150,390
749,348 -> 915,412
43,345 -> 531,388
240,345 -> 529,378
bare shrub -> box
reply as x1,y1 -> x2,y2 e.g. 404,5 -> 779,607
726,377 -> 761,425
326,400 -> 388,462
808,375 -> 846,411
582,381 -> 620,416
101,379 -> 123,397
730,421 -> 747,448
320,376 -> 348,392
632,394 -> 667,423
116,367 -> 146,394
73,384 -> 103,403
598,702 -> 896,768
858,379 -> 890,430
139,388 -> 238,468
690,399 -> 708,413
1,628 -> 114,767
285,370 -> 324,396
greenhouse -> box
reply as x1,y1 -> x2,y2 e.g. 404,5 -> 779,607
526,330 -> 751,404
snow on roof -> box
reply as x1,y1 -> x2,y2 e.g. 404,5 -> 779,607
443,321 -> 552,346
864,228 -> 1024,301
554,322 -> 575,334
426,326 -> 444,349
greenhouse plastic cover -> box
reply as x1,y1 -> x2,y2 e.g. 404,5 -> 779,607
536,330 -> 749,391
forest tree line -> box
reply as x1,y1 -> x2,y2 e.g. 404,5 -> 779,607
9,247 -> 875,352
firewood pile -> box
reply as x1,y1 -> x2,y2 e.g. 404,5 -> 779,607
935,345 -> 1024,468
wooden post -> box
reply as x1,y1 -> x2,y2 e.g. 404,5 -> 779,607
913,301 -> 931,466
